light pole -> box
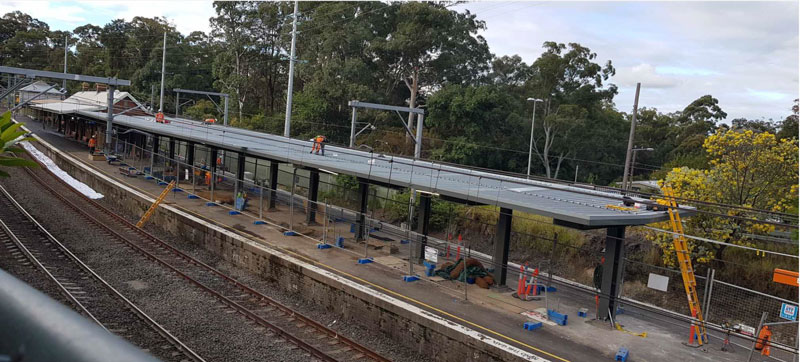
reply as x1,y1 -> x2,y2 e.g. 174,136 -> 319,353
526,98 -> 543,178
628,147 -> 654,189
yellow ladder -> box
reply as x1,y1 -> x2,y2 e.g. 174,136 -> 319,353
137,180 -> 175,228
663,186 -> 708,345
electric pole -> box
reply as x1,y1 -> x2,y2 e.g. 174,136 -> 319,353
283,0 -> 299,138
62,35 -> 68,91
159,32 -> 166,112
622,82 -> 641,191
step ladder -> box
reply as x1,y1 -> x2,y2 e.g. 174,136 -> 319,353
136,180 -> 175,228
663,186 -> 708,346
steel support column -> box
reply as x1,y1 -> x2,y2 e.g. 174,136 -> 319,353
186,142 -> 195,167
306,170 -> 319,225
414,193 -> 432,262
493,207 -> 513,286
355,180 -> 369,241
209,147 -> 218,191
168,138 -> 176,169
268,160 -> 278,210
599,226 -> 626,320
105,85 -> 115,153
150,135 -> 159,175
235,152 -> 245,197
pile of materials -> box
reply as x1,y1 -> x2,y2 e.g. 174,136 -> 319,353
435,258 -> 495,289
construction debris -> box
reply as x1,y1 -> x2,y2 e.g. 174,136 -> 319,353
434,258 -> 495,289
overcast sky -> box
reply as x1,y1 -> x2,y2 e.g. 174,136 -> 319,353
3,1 -> 797,121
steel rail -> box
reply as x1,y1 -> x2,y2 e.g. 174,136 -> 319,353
0,183 -> 206,362
22,161 -> 389,362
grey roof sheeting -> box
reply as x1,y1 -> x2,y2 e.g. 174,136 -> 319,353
81,110 -> 687,227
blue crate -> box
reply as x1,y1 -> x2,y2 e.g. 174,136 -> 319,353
357,258 -> 373,264
547,310 -> 568,326
615,347 -> 628,362
523,322 -> 542,331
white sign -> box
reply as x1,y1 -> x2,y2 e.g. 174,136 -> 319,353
780,303 -> 798,321
647,273 -> 669,292
424,246 -> 438,263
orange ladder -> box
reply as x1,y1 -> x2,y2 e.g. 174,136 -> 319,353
137,180 -> 175,228
663,186 -> 708,346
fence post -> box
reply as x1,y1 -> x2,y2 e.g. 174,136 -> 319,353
704,269 -> 715,324
747,312 -> 768,362
548,232 -> 557,287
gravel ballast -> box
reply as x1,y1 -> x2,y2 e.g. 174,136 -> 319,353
2,158 -> 429,362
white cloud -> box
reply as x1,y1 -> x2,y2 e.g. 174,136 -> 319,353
615,63 -> 681,89
458,1 -> 799,121
0,1 -> 87,27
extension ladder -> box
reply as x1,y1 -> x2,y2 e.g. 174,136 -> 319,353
137,180 -> 175,228
663,186 -> 708,346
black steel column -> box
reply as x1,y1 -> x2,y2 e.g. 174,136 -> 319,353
599,226 -> 626,320
493,207 -> 513,287
235,152 -> 246,197
208,147 -> 218,191
268,160 -> 278,210
168,138 -> 176,168
186,142 -> 195,167
355,180 -> 369,241
414,193 -> 432,262
306,170 -> 320,225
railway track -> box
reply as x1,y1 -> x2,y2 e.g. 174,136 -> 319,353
21,156 -> 389,362
0,184 -> 205,362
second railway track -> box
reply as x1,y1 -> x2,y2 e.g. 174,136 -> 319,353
19,154 -> 389,362
0,184 -> 204,362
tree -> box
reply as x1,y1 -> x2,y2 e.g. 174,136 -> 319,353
649,129 -> 799,265
777,99 -> 799,140
667,95 -> 726,164
527,42 -> 616,179
0,112 -> 37,177
373,2 -> 490,145
426,84 -> 526,170
211,1 -> 259,123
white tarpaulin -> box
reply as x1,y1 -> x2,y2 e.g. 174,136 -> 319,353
21,142 -> 104,199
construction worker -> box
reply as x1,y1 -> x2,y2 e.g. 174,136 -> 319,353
88,135 -> 97,155
310,135 -> 328,156
754,325 -> 772,356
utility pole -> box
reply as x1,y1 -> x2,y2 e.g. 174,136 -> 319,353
621,82 -> 641,191
159,32 -> 166,112
150,84 -> 155,112
62,35 -> 68,91
526,98 -> 543,178
283,0 -> 299,138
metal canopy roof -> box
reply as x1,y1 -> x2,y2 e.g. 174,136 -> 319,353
80,110 -> 684,227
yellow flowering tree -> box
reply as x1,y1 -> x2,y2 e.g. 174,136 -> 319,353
648,129 -> 798,266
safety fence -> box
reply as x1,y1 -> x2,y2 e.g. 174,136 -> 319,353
110,135 -> 798,352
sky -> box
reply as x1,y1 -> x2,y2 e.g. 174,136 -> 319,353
2,1 -> 797,121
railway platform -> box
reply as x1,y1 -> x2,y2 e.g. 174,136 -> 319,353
21,117 -> 786,362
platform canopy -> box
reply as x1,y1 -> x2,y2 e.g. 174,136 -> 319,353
75,110 -> 689,228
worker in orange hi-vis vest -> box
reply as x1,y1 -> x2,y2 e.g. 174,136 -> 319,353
88,135 -> 97,155
310,135 -> 328,156
754,325 -> 772,356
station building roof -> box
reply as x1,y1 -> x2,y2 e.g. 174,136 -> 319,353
71,110 -> 686,228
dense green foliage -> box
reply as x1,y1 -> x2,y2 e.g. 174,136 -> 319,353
0,4 -> 796,186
